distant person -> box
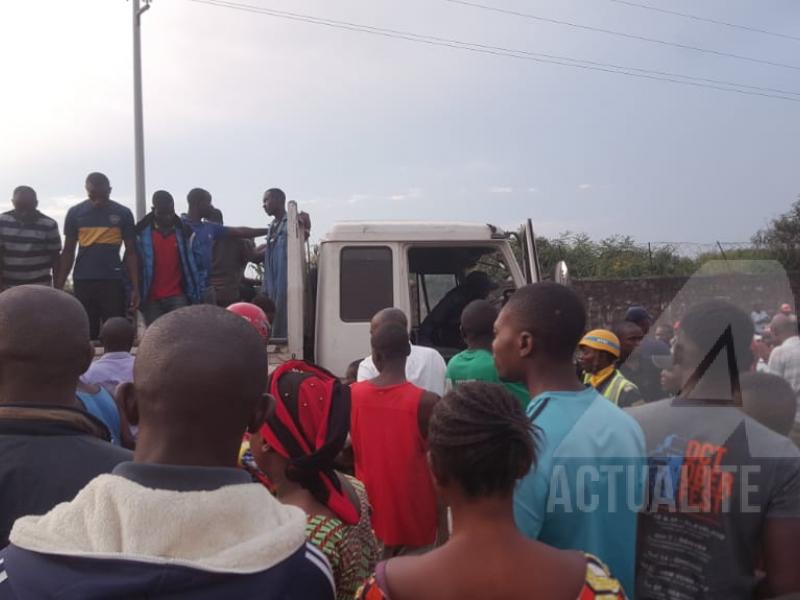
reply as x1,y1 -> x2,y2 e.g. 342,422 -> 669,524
630,300 -> 800,600
621,306 -> 670,401
260,188 -> 288,338
80,317 -> 136,392
0,286 -> 130,547
445,299 -> 529,408
208,208 -> 259,307
654,323 -> 675,347
356,382 -> 627,600
741,372 -> 797,438
418,270 -> 498,348
613,320 -> 645,363
357,308 -> 447,396
651,353 -> 681,397
0,186 -> 61,290
751,302 -> 771,335
249,360 -> 380,599
768,313 -> 800,394
182,188 -> 269,303
578,329 -> 642,408
780,303 -> 794,316
493,283 -> 645,595
260,188 -> 310,340
351,323 -> 442,555
56,173 -> 139,340
136,190 -> 202,324
0,306 -> 335,598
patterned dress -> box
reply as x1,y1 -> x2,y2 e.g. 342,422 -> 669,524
356,553 -> 628,600
308,476 -> 381,600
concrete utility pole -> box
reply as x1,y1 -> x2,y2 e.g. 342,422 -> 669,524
132,0 -> 151,221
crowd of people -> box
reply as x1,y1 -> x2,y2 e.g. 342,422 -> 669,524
1,175 -> 291,340
1,178 -> 800,599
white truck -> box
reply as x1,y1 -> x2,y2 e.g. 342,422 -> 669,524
273,201 -> 543,376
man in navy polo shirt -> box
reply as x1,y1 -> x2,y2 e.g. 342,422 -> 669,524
182,188 -> 268,304
56,173 -> 140,340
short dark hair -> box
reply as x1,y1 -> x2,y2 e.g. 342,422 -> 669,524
12,185 -> 35,197
460,299 -> 497,340
429,382 -> 536,498
152,190 -> 174,207
266,188 -> 286,203
187,188 -> 211,205
612,320 -> 643,338
86,172 -> 110,187
505,282 -> 587,361
99,317 -> 136,353
679,300 -> 754,372
371,322 -> 410,362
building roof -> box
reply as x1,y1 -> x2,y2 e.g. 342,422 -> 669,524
324,221 -> 509,243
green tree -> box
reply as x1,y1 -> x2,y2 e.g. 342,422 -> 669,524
752,196 -> 800,270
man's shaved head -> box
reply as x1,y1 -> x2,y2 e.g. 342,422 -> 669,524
460,299 -> 497,342
503,283 -> 586,361
770,313 -> 798,343
128,305 -> 268,466
100,317 -> 135,353
0,286 -> 91,404
371,323 -> 412,365
370,307 -> 409,335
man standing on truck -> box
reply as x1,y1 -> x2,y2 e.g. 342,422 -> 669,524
182,188 -> 269,304
56,172 -> 140,341
259,188 -> 311,340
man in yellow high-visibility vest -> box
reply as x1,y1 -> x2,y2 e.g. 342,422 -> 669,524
578,329 -> 643,408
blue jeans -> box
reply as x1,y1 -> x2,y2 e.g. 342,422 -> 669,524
142,294 -> 189,325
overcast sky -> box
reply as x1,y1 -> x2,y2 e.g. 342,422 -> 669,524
2,0 -> 798,247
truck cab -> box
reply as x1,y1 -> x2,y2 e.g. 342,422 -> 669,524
272,202 -> 539,376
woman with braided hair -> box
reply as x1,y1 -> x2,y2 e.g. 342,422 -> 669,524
356,382 -> 628,600
247,361 -> 380,600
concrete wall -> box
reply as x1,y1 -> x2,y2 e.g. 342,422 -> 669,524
572,272 -> 800,328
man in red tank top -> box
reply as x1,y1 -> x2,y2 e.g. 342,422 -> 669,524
350,317 -> 441,556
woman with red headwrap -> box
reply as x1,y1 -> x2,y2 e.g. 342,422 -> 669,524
248,361 -> 380,600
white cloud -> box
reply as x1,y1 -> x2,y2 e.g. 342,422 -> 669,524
528,187 -> 539,193
388,188 -> 423,201
577,184 -> 592,191
489,186 -> 513,194
347,194 -> 370,205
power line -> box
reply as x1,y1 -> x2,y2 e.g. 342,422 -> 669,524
185,0 -> 800,103
609,0 -> 800,43
443,0 -> 800,71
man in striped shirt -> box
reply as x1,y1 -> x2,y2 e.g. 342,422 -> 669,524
0,186 -> 61,290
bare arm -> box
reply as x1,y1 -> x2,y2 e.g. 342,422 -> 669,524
123,236 -> 140,311
55,235 -> 77,290
227,227 -> 269,238
417,391 -> 440,441
759,519 -> 800,598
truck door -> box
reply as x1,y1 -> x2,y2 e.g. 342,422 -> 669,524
315,243 -> 397,377
523,218 -> 542,284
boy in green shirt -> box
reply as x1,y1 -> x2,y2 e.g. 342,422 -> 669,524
446,299 -> 530,408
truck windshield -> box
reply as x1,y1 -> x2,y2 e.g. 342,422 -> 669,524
407,245 -> 513,356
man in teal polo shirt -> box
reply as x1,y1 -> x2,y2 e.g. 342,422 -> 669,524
492,283 -> 645,597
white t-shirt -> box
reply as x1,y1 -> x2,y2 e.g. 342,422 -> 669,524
356,345 -> 447,396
